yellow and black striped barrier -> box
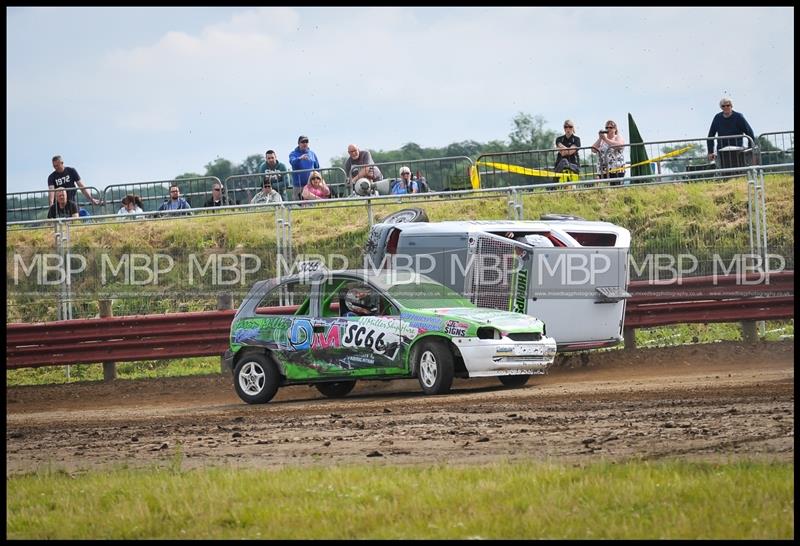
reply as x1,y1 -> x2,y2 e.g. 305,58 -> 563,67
470,146 -> 694,189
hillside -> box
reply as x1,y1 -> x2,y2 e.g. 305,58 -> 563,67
6,174 -> 794,323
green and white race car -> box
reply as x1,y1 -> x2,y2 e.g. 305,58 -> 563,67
224,267 -> 557,404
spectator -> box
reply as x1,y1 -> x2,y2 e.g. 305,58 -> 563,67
47,188 -> 79,219
553,120 -> 581,180
157,184 -> 192,215
288,135 -> 320,201
117,194 -> 145,216
591,120 -> 626,186
344,144 -> 383,191
258,149 -> 289,197
390,166 -> 419,195
47,155 -> 101,207
301,170 -> 331,200
707,97 -> 756,164
250,177 -> 284,204
204,183 -> 232,207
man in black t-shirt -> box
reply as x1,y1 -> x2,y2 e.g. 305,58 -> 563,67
47,155 -> 101,207
47,188 -> 79,219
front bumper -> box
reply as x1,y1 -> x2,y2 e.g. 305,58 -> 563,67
451,336 -> 557,377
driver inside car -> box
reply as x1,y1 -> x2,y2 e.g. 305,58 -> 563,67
342,286 -> 379,317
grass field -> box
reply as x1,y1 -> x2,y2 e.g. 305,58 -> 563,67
6,460 -> 793,539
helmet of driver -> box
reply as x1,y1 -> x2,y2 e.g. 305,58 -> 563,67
345,287 -> 378,315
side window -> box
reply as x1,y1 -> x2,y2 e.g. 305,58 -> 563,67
255,280 -> 313,315
321,278 -> 396,317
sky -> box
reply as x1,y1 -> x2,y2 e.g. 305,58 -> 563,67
6,6 -> 794,194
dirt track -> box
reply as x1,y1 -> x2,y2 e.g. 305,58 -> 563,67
6,341 -> 794,475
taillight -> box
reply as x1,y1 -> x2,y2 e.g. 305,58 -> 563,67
387,228 -> 400,255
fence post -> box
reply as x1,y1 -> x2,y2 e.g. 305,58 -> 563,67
218,293 -> 234,374
740,320 -> 758,344
623,327 -> 637,350
98,299 -> 117,382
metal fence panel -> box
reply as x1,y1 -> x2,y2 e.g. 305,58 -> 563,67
6,187 -> 105,222
758,131 -> 794,172
346,156 -> 474,194
102,177 -> 223,215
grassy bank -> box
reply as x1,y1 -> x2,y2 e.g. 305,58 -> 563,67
6,175 -> 795,322
7,460 -> 793,539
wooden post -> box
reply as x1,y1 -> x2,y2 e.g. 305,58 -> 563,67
623,327 -> 637,351
98,299 -> 117,382
741,320 -> 758,344
218,293 -> 234,374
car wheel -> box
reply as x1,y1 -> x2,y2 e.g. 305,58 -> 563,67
233,353 -> 280,404
315,380 -> 357,398
498,375 -> 531,388
415,339 -> 454,395
382,207 -> 429,224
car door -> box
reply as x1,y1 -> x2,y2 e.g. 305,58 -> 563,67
312,275 -> 405,377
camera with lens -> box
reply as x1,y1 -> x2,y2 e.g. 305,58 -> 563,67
599,130 -> 608,134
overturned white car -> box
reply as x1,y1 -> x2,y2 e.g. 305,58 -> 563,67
364,210 -> 631,352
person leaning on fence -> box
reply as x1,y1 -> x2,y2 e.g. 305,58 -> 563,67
204,183 -> 232,207
301,170 -> 331,200
157,184 -> 192,215
250,176 -> 284,204
258,149 -> 289,197
591,120 -> 626,186
390,166 -> 419,195
117,194 -> 145,217
344,144 -> 383,192
47,155 -> 101,207
706,97 -> 756,166
553,120 -> 581,184
289,135 -> 320,201
47,187 -> 79,219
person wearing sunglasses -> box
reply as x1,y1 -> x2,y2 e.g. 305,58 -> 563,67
553,120 -> 582,182
204,184 -> 232,207
250,176 -> 284,204
706,97 -> 755,165
591,120 -> 626,185
289,135 -> 320,201
157,184 -> 192,215
301,171 -> 331,200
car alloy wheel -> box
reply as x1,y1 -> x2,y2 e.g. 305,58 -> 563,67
419,350 -> 438,388
239,360 -> 265,395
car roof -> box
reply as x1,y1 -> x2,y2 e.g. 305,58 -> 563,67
374,219 -> 631,246
376,219 -> 621,233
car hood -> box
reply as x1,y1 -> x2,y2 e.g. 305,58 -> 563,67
428,307 -> 544,333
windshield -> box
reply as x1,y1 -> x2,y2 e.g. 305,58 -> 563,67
375,273 -> 475,309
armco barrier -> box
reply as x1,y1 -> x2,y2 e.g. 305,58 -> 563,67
6,272 -> 793,370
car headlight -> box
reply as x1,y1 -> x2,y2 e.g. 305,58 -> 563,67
477,327 -> 502,340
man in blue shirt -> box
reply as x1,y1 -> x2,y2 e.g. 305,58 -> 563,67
288,135 -> 320,201
157,184 -> 192,216
707,97 -> 755,163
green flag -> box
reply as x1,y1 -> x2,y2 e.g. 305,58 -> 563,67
627,113 -> 650,181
